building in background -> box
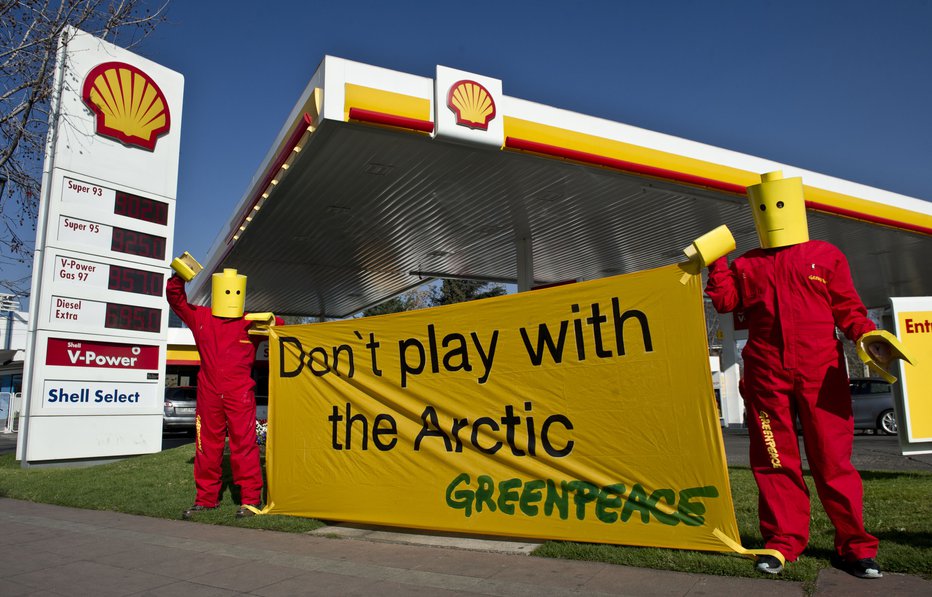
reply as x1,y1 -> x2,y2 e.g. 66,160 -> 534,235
0,298 -> 27,394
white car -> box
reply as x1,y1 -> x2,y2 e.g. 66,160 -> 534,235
163,386 -> 197,433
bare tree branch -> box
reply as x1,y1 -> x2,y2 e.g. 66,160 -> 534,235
0,0 -> 170,299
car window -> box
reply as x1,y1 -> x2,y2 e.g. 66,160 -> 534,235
849,379 -> 891,396
165,387 -> 197,402
869,382 -> 891,394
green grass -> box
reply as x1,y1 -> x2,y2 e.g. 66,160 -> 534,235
0,445 -> 929,587
0,444 -> 323,533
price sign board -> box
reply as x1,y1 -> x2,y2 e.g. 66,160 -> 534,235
45,295 -> 163,335
51,254 -> 164,298
39,250 -> 167,338
19,27 -> 183,464
49,171 -> 173,266
60,176 -> 170,225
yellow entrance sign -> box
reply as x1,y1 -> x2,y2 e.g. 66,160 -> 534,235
265,265 -> 743,552
891,299 -> 932,452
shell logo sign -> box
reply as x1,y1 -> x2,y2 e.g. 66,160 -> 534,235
82,61 -> 171,151
446,79 -> 496,130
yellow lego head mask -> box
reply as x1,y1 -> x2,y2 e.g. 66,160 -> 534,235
747,170 -> 809,249
211,268 -> 247,318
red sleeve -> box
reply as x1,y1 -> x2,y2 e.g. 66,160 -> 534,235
166,274 -> 198,329
827,250 -> 876,342
704,256 -> 740,313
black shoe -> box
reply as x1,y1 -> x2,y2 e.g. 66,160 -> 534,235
236,504 -> 261,518
182,504 -> 218,520
755,555 -> 784,575
832,555 -> 883,579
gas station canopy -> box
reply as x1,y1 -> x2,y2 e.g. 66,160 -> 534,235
190,57 -> 932,319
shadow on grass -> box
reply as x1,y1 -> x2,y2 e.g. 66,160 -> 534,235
874,529 -> 932,548
793,468 -> 929,481
859,470 -> 931,481
803,545 -> 837,561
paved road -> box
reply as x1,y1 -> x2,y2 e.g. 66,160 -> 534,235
1,497 -> 929,596
720,428 -> 932,472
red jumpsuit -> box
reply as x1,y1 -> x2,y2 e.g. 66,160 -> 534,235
705,240 -> 878,562
167,274 -> 263,507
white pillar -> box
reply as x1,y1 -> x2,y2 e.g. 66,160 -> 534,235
515,236 -> 534,292
719,313 -> 747,428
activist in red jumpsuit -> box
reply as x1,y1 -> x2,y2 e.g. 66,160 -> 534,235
167,264 -> 277,519
702,171 -> 898,580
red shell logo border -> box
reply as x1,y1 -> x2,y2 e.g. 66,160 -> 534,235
446,79 -> 497,131
82,61 -> 171,151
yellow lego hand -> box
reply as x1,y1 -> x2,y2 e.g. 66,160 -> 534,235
856,330 -> 916,383
170,252 -> 203,282
678,225 -> 736,283
682,225 -> 736,268
245,312 -> 276,336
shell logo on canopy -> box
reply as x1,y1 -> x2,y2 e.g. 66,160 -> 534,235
82,61 -> 171,151
446,80 -> 496,130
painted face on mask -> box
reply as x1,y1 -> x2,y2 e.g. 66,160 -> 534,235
211,268 -> 247,318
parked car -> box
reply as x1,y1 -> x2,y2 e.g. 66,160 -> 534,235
757,376 -> 898,436
163,386 -> 197,433
850,378 -> 898,435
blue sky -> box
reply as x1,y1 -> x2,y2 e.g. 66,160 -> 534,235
7,0 -> 932,307
140,0 -> 930,265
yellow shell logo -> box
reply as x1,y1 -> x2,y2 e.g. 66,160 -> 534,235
82,61 -> 170,151
446,80 -> 496,130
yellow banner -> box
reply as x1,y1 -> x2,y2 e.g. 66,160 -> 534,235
266,265 -> 741,552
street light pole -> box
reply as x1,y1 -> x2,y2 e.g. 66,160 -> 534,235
1,175 -> 16,348
1,173 -> 15,351
0,294 -> 16,351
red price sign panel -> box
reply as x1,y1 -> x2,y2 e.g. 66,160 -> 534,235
50,295 -> 162,334
110,225 -> 166,260
114,190 -> 168,225
61,176 -> 169,225
107,263 -> 163,296
53,254 -> 164,297
104,302 -> 162,333
46,337 -> 160,369
56,216 -> 166,261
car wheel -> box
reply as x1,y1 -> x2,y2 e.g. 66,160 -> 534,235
878,409 -> 897,435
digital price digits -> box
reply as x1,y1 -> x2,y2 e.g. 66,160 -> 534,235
110,226 -> 166,260
107,264 -> 163,297
104,302 -> 161,333
113,191 -> 168,225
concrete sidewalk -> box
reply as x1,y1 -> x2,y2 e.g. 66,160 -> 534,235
1,498 -> 928,596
